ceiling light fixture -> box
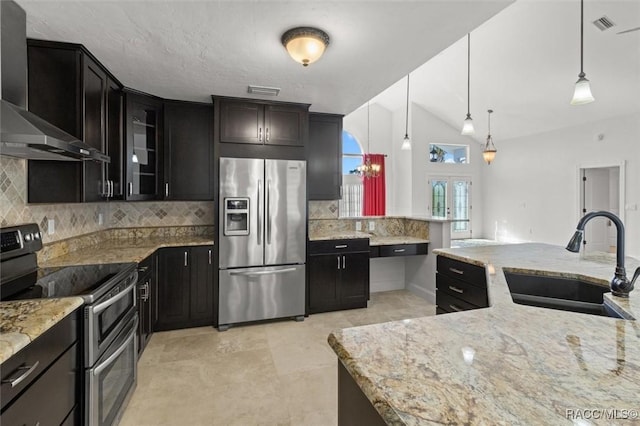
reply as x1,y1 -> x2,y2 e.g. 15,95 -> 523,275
482,109 -> 497,165
571,0 -> 595,105
401,74 -> 412,151
281,27 -> 330,67
461,33 -> 475,135
247,85 -> 281,96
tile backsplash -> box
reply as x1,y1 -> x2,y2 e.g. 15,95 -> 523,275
0,156 -> 214,243
308,200 -> 339,219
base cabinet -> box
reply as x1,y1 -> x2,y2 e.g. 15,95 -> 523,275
137,254 -> 156,356
308,239 -> 370,314
436,255 -> 488,314
156,246 -> 214,331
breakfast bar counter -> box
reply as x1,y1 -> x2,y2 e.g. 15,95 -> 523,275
328,243 -> 640,425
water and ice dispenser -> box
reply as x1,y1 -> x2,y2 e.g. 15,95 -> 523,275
224,198 -> 249,236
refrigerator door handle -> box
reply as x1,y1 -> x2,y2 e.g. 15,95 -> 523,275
267,179 -> 272,245
257,180 -> 262,245
229,267 -> 297,277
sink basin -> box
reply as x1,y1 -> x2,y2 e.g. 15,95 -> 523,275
504,271 -> 628,319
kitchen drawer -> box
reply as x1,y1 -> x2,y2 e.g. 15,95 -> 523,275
436,289 -> 478,314
1,310 -> 78,410
308,239 -> 369,255
437,273 -> 488,308
437,255 -> 486,286
1,343 -> 78,426
377,243 -> 428,258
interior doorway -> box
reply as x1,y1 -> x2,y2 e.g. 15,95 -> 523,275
578,164 -> 625,254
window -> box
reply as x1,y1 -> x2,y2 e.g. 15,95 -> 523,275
429,176 -> 472,239
429,144 -> 469,164
340,131 -> 364,217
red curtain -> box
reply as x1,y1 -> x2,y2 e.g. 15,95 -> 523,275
363,154 -> 386,216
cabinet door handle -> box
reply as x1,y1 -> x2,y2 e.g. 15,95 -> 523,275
208,249 -> 212,265
448,286 -> 464,294
109,180 -> 113,198
337,256 -> 341,270
258,127 -> 263,142
138,266 -> 149,273
184,251 -> 188,267
335,244 -> 348,249
165,183 -> 169,198
265,128 -> 270,142
2,361 -> 40,388
128,182 -> 133,197
449,267 -> 464,275
342,255 -> 346,269
449,304 -> 463,312
393,248 -> 406,253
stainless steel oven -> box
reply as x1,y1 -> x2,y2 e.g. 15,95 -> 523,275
86,313 -> 138,426
85,272 -> 137,367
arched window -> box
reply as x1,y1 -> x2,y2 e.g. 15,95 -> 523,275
342,130 -> 363,174
340,130 -> 364,217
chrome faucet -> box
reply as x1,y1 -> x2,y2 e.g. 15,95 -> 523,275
566,211 -> 639,297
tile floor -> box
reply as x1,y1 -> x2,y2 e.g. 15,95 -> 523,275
119,290 -> 436,426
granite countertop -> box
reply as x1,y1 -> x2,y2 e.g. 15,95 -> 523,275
328,243 -> 640,425
0,297 -> 84,364
308,232 -> 429,246
41,235 -> 214,267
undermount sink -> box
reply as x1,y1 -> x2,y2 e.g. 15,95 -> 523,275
504,271 -> 631,319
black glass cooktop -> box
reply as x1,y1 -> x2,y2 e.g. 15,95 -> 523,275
8,262 -> 137,301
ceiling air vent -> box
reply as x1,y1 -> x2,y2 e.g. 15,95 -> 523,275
247,85 -> 280,96
593,16 -> 615,31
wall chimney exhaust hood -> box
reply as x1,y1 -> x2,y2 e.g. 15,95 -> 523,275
0,0 -> 109,163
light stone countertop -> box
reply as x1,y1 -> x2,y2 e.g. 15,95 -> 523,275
40,235 -> 214,268
308,232 -> 429,246
0,297 -> 84,364
328,243 -> 640,425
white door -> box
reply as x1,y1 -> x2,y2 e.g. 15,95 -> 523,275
582,168 -> 615,253
428,176 -> 472,239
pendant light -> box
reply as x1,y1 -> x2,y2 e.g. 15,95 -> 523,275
461,33 -> 475,135
482,109 -> 497,165
570,0 -> 595,105
356,102 -> 381,178
401,74 -> 412,151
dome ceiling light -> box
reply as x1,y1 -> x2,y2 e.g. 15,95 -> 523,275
281,27 -> 330,67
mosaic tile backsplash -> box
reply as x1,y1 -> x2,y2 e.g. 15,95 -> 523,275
0,156 -> 214,243
308,200 -> 340,219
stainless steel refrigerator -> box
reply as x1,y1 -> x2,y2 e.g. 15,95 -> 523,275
218,157 -> 306,330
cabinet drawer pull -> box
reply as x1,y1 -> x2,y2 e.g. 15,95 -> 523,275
335,244 -> 348,249
2,361 -> 40,388
449,267 -> 464,275
449,304 -> 463,312
393,248 -> 406,253
448,286 -> 464,294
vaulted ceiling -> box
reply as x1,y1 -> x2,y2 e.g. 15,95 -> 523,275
16,0 -> 512,114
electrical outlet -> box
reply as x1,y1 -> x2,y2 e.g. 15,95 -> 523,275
355,221 -> 362,231
48,219 -> 55,235
98,213 -> 104,225
368,221 -> 375,231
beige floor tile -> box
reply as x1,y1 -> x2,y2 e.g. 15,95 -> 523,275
120,290 -> 435,425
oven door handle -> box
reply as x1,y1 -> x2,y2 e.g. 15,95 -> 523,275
92,282 -> 136,315
93,316 -> 138,376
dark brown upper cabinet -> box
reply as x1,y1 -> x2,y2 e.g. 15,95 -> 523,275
163,101 -> 214,200
308,113 -> 343,200
26,40 -> 123,203
124,91 -> 163,201
217,98 -> 308,147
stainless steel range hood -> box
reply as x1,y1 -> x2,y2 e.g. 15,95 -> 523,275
0,0 -> 108,163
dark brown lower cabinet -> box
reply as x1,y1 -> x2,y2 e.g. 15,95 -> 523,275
156,246 -> 214,331
307,239 -> 370,314
137,254 -> 156,356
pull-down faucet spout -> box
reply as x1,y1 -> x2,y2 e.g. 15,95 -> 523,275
566,211 -> 638,297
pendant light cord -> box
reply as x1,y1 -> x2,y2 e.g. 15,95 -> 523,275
467,33 -> 471,115
580,0 -> 584,76
405,75 -> 410,136
488,109 -> 492,136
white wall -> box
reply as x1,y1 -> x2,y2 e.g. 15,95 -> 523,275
482,113 -> 640,258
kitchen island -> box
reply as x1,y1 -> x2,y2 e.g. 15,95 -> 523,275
328,243 -> 640,425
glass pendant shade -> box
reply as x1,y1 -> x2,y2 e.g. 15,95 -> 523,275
281,27 -> 330,67
482,146 -> 497,164
461,114 -> 475,135
132,152 -> 139,163
570,74 -> 595,105
483,109 -> 496,165
401,134 -> 412,151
